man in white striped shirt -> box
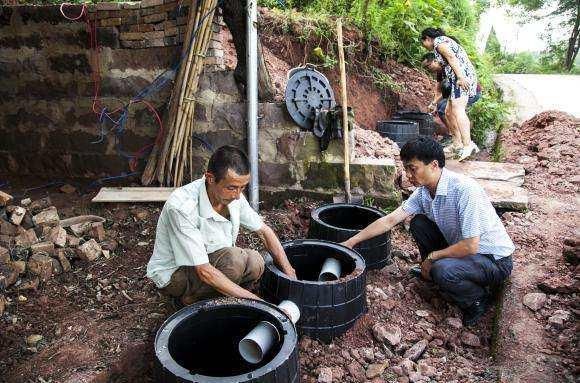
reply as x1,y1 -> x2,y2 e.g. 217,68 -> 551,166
343,137 -> 513,326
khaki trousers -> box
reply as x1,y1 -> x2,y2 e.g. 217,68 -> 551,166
161,247 -> 265,304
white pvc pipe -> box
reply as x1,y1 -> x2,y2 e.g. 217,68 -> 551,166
318,258 -> 342,282
239,320 -> 280,364
278,300 -> 300,323
247,0 -> 259,210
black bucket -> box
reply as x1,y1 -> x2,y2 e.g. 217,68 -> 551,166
154,297 -> 299,382
308,203 -> 392,270
376,120 -> 419,147
392,110 -> 436,137
261,239 -> 366,343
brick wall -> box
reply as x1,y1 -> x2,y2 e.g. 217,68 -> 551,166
0,1 -> 224,178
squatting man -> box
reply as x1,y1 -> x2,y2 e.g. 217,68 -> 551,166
147,145 -> 296,306
342,137 -> 514,326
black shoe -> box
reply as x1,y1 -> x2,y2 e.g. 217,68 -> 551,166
462,296 -> 490,327
409,266 -> 422,278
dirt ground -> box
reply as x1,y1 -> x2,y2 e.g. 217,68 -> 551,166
1,111 -> 576,383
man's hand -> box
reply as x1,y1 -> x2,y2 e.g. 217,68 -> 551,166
340,239 -> 354,249
421,258 -> 433,280
428,101 -> 437,113
457,77 -> 469,91
282,266 -> 297,280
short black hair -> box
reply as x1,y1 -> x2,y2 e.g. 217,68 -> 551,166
207,145 -> 250,182
400,137 -> 445,168
422,52 -> 436,62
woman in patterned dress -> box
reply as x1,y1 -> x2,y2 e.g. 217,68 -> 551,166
421,28 -> 479,161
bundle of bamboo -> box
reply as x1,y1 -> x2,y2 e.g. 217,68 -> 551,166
142,0 -> 218,186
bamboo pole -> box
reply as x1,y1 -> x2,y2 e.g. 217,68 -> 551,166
144,0 -> 217,186
336,18 -> 351,203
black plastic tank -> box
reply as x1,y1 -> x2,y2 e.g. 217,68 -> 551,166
308,203 -> 392,270
376,119 -> 419,147
260,239 -> 366,343
154,297 -> 299,382
392,110 -> 436,137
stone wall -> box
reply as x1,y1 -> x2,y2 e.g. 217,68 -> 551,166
0,1 -> 223,178
0,2 -> 399,204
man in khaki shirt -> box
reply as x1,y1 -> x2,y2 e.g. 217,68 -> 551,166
147,146 -> 296,305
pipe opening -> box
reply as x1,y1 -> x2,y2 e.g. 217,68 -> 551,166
318,205 -> 382,231
284,243 -> 356,281
168,306 -> 283,376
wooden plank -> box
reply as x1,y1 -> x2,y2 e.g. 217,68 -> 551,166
92,187 -> 175,203
477,179 -> 529,212
447,160 -> 525,186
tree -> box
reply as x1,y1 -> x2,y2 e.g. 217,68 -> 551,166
508,0 -> 579,71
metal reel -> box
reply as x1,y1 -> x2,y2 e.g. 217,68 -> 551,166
285,65 -> 335,130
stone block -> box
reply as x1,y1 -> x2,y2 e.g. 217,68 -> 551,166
28,197 -> 52,214
143,31 -> 165,40
0,246 -> 9,264
164,27 -> 178,36
9,206 -> 26,226
27,253 -> 53,282
122,2 -> 141,10
120,32 -> 144,41
141,0 -> 164,8
77,239 -> 102,262
99,17 -> 122,27
0,262 -> 18,289
259,162 -> 296,187
97,2 -> 122,11
0,191 -> 13,206
69,221 -> 92,237
14,229 -> 38,247
121,15 -> 140,24
146,38 -> 166,47
12,260 -> 26,275
33,207 -> 60,227
120,40 -> 148,49
88,222 -> 106,241
30,241 -> 54,255
128,23 -> 155,33
67,234 -> 80,248
48,226 -> 67,248
56,249 -> 72,272
143,13 -> 166,24
19,277 -> 39,291
0,221 -> 17,236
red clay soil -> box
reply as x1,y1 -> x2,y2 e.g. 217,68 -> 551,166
492,111 -> 579,382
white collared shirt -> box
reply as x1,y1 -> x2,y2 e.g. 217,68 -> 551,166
146,177 -> 263,288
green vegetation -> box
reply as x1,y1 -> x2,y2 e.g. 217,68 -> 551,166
506,0 -> 579,72
260,0 -> 511,157
486,29 -> 580,74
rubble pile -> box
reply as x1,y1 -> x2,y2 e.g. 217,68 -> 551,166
354,128 -> 400,160
0,192 -> 114,316
505,111 -> 579,193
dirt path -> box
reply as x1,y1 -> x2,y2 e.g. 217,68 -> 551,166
494,74 -> 580,122
493,111 -> 579,382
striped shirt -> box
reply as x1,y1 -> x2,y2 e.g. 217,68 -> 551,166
402,168 -> 514,259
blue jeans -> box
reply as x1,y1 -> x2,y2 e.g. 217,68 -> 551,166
409,215 -> 513,309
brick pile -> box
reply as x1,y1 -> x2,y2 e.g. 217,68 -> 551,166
88,0 -> 224,67
0,191 -> 115,315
